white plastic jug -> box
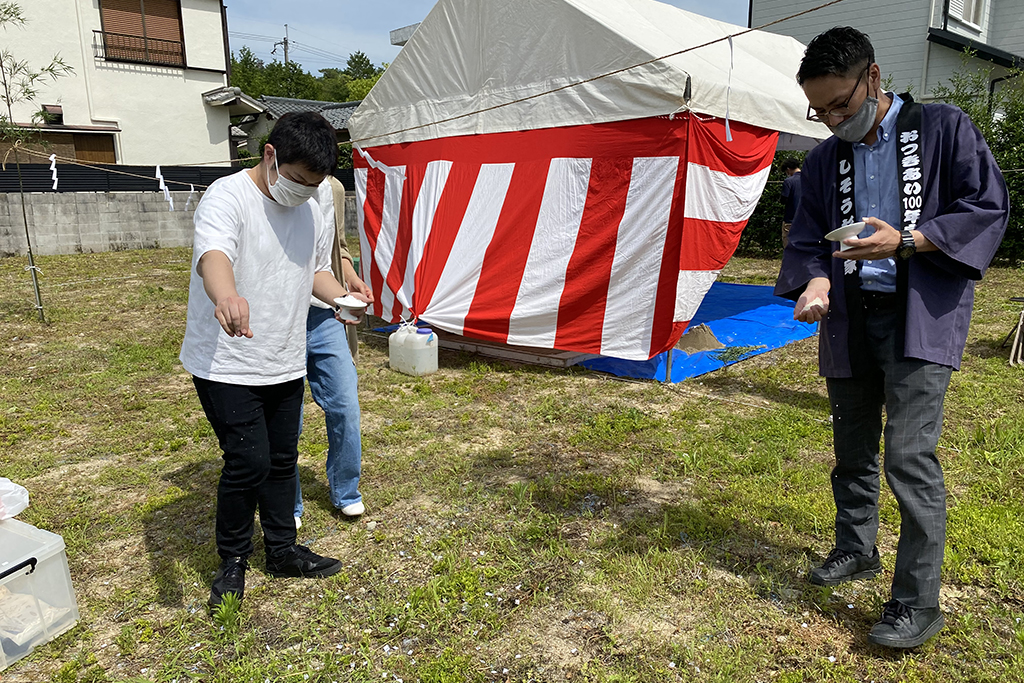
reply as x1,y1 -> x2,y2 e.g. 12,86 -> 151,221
388,323 -> 416,373
388,324 -> 438,376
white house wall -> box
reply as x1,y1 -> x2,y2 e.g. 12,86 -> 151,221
988,0 -> 1024,54
752,0 -> 1019,101
9,0 -> 230,166
751,0 -> 932,96
181,0 -> 228,72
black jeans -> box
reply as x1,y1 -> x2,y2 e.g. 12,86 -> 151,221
825,301 -> 952,608
193,376 -> 303,560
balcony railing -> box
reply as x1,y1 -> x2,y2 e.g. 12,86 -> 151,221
93,30 -> 184,68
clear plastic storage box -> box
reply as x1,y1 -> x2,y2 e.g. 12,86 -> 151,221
0,518 -> 80,671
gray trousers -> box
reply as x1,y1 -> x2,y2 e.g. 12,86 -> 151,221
825,300 -> 952,609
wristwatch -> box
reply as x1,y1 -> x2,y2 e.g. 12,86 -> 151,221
895,230 -> 917,261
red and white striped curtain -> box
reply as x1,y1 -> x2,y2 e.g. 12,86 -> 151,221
354,114 -> 777,361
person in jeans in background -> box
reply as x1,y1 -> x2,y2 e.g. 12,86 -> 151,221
294,175 -> 373,527
180,112 -> 349,608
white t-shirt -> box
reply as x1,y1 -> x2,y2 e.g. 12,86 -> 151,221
310,179 -> 338,309
179,169 -> 333,385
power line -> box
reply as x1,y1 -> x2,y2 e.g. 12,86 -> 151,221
287,25 -> 340,50
228,31 -> 277,42
290,41 -> 348,62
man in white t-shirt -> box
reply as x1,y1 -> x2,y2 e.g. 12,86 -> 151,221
180,112 -> 349,609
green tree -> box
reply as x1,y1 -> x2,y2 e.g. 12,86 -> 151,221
318,67 -> 352,102
343,50 -> 378,80
230,48 -> 320,100
346,71 -> 384,101
933,52 -> 1024,264
229,47 -> 266,98
260,59 -> 321,100
0,1 -> 73,322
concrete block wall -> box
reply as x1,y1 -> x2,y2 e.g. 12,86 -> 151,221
0,191 -> 361,257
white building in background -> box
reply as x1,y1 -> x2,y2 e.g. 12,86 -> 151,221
750,0 -> 1024,101
3,0 -> 262,166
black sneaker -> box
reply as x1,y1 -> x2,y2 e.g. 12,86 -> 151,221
209,556 -> 247,608
265,545 -> 342,578
808,547 -> 882,586
868,599 -> 944,648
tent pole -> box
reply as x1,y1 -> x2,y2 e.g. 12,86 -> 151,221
665,348 -> 673,383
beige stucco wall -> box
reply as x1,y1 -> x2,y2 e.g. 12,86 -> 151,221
9,0 -> 231,166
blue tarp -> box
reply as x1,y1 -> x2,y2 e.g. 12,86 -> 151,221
578,282 -> 817,383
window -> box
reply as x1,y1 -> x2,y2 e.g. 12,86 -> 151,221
950,0 -> 984,27
99,0 -> 184,67
41,105 -> 64,126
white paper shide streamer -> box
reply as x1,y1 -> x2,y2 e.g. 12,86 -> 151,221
155,164 -> 174,211
725,36 -> 734,142
48,154 -> 58,190
354,145 -> 406,181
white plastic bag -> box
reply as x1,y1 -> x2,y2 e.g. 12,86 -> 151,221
0,478 -> 29,520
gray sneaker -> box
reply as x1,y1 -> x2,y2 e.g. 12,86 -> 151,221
868,600 -> 944,648
808,547 -> 881,586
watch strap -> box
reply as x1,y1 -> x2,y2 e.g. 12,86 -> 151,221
898,230 -> 916,260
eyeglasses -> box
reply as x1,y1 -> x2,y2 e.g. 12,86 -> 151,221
806,66 -> 870,123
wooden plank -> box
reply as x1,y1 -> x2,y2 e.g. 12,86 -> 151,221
366,320 -> 592,368
435,330 -> 593,368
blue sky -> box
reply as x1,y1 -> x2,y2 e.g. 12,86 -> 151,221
225,0 -> 751,74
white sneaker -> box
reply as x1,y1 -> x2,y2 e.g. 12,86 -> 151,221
341,501 -> 365,517
294,516 -> 302,530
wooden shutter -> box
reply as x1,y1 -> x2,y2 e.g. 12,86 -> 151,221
142,0 -> 183,42
101,0 -> 144,37
101,0 -> 145,62
141,0 -> 184,66
74,134 -> 117,164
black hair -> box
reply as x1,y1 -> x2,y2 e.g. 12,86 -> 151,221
781,158 -> 801,172
796,26 -> 875,85
266,112 -> 338,175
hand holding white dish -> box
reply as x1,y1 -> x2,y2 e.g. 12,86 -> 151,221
334,294 -> 368,322
824,221 -> 866,251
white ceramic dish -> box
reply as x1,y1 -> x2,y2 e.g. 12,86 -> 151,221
824,222 -> 866,251
334,295 -> 368,322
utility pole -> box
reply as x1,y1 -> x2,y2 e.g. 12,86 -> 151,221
273,24 -> 290,64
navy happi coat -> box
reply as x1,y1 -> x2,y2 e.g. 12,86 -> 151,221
775,102 -> 1009,377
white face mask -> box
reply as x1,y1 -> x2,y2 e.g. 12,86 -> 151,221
266,156 -> 318,206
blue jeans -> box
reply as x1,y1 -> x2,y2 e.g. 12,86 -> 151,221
294,306 -> 362,516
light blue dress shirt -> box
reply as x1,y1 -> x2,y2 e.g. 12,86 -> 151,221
853,92 -> 903,293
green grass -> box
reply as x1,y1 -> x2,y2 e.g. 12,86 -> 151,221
1,250 -> 1023,682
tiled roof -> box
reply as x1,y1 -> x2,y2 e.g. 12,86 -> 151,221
259,96 -> 361,130
319,102 -> 361,130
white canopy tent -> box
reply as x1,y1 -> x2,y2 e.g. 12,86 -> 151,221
347,0 -> 828,147
346,0 -> 829,362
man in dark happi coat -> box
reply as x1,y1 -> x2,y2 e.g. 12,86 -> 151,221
775,27 -> 1008,648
